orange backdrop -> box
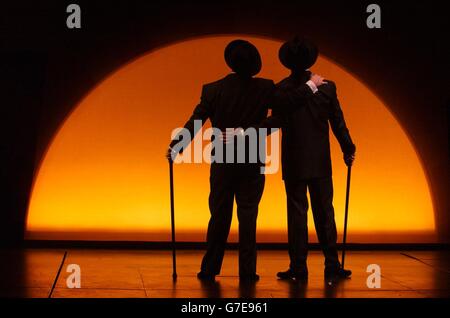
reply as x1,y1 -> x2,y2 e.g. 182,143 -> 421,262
26,35 -> 435,243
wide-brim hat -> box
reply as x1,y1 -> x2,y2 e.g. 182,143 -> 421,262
224,40 -> 262,77
279,37 -> 318,71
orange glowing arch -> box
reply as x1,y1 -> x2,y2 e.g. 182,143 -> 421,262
26,35 -> 436,243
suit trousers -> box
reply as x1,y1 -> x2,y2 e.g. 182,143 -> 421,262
284,176 -> 340,272
201,164 -> 265,276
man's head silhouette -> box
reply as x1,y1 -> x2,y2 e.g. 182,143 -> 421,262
279,36 -> 318,72
224,40 -> 262,77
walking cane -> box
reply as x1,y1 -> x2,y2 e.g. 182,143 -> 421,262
169,158 -> 177,281
341,165 -> 352,269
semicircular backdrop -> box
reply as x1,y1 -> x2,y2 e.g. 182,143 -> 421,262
26,35 -> 436,243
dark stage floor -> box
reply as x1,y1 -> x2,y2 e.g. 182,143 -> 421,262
0,249 -> 449,298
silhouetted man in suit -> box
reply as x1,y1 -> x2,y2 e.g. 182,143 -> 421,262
166,40 -> 275,281
270,37 -> 356,281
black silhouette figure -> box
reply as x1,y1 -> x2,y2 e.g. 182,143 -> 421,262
268,37 -> 356,281
167,40 -> 275,281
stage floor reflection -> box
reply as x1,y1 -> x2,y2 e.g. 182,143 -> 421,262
0,249 -> 448,298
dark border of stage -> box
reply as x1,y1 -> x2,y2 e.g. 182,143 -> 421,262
22,240 -> 450,251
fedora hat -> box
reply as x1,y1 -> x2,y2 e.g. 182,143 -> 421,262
279,36 -> 318,71
224,39 -> 262,77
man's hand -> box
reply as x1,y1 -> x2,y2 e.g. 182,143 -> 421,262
220,127 -> 244,144
344,152 -> 356,167
166,147 -> 176,162
310,74 -> 328,87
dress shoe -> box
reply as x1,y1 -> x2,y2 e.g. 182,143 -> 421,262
325,267 -> 352,280
197,271 -> 216,281
277,269 -> 308,281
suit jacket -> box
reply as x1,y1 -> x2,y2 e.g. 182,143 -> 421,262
170,73 -> 275,166
274,71 -> 356,180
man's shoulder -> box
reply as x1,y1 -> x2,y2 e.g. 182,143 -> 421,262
203,78 -> 223,90
253,77 -> 275,85
200,79 -> 223,102
318,79 -> 337,97
324,79 -> 337,88
203,76 -> 274,95
201,78 -> 225,99
275,77 -> 295,89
